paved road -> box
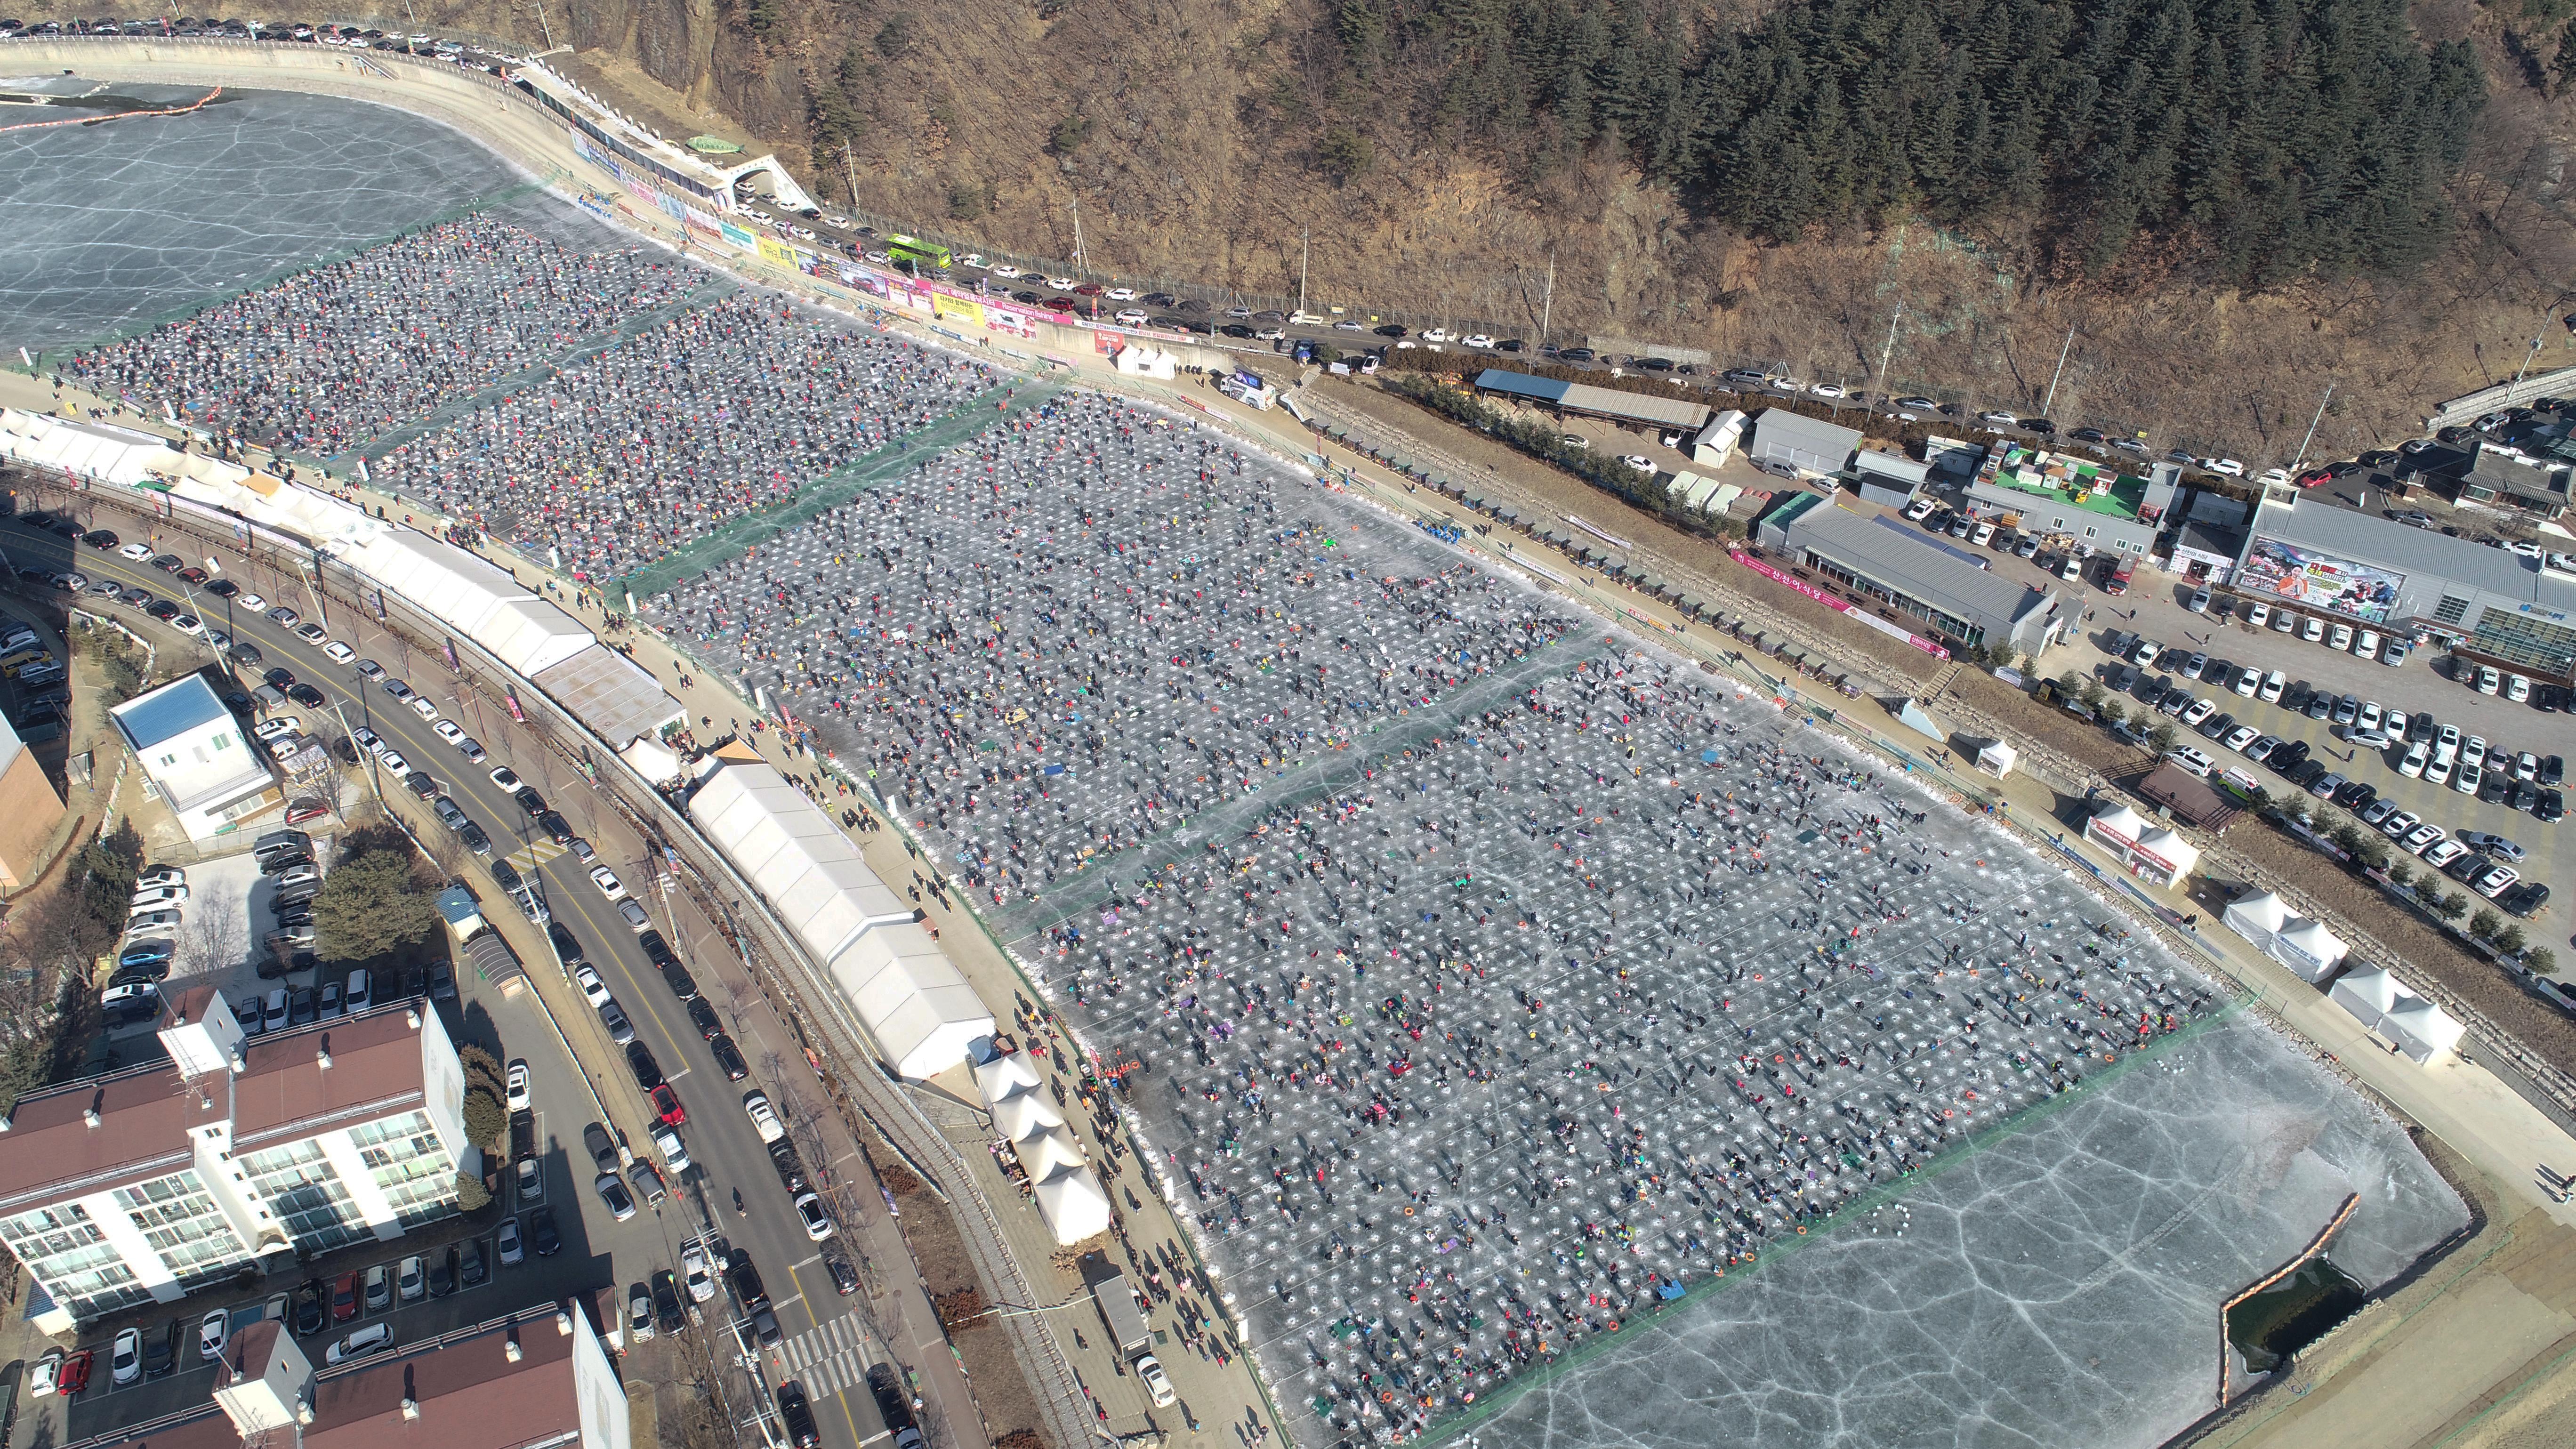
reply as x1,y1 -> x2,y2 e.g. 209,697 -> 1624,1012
2,516 -> 934,1449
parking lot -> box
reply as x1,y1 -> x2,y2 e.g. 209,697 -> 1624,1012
53,1136 -> 609,1433
1877,484 -> 2572,974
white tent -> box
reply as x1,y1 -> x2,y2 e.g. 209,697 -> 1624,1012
2269,919 -> 2348,984
331,531 -> 596,675
1020,1125 -> 1089,1178
991,1091 -> 1066,1142
692,763 -> 915,962
972,1051 -> 1043,1105
1030,1165 -> 1113,1245
692,758 -> 993,1078
2128,826 -> 2198,886
619,735 -> 685,787
2085,803 -> 2146,856
1975,741 -> 2018,778
2222,892 -> 2289,950
2330,965 -> 2401,1032
2381,997 -> 2465,1064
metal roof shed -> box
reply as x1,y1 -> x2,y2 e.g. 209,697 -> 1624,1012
1751,409 -> 1863,477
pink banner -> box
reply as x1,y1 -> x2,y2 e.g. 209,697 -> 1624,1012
1731,551 -> 1950,660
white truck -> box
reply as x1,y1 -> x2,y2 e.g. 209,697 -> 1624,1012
1092,1272 -> 1175,1407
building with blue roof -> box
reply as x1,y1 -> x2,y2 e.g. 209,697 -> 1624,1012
110,672 -> 280,841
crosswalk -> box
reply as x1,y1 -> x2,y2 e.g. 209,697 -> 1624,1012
773,1312 -> 872,1397
506,839 -> 569,872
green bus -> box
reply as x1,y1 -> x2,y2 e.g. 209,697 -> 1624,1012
886,234 -> 952,274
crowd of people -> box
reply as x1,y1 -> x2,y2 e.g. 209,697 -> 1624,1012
372,292 -> 998,577
73,218 -> 2235,1445
635,389 -> 2215,1442
67,217 -> 693,457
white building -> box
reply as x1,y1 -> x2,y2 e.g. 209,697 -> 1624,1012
0,990 -> 468,1334
110,673 -> 281,841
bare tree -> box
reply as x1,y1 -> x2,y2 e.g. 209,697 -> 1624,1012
177,884 -> 248,980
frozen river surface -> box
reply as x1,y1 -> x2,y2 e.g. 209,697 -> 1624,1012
0,80 -> 535,354
10,83 -> 2473,1449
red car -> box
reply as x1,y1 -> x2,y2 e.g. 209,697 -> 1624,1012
651,1084 -> 687,1127
331,1270 -> 362,1322
56,1347 -> 95,1396
2295,467 -> 2334,488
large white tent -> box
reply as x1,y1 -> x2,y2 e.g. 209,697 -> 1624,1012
992,1091 -> 1066,1142
2270,920 -> 2348,984
1031,1166 -> 1113,1245
2084,803 -> 2146,854
973,1051 -> 1042,1104
2126,826 -> 2198,887
2381,998 -> 2465,1064
331,531 -> 596,675
2329,966 -> 2402,1033
2222,892 -> 2289,950
692,756 -> 994,1078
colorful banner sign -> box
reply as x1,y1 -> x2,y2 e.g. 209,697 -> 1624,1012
932,293 -> 985,327
2237,536 -> 2404,623
1730,551 -> 1950,660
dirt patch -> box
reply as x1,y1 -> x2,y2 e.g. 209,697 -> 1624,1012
899,1175 -> 1050,1447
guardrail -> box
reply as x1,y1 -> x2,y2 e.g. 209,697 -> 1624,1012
2428,362 -> 2576,430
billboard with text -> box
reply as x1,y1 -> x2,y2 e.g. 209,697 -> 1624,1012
2237,537 -> 2404,624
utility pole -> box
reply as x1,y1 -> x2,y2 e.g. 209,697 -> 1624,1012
1069,189 -> 1085,273
2042,322 -> 2076,415
530,0 -> 555,50
1296,227 -> 1310,320
1538,249 -> 1555,350
841,138 -> 860,210
2513,332 -> 2547,390
2289,385 -> 2334,475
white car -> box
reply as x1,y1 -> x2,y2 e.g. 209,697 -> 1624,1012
253,716 -> 301,743
505,1058 -> 531,1112
1810,382 -> 1847,398
325,1323 -> 394,1365
236,593 -> 267,612
575,963 -> 612,1006
2398,741 -> 2428,778
322,640 -> 355,663
1045,276 -> 1079,290
112,1326 -> 142,1385
652,1123 -> 692,1175
1114,309 -> 1149,325
794,1191 -> 836,1241
744,1089 -> 786,1143
380,750 -> 410,776
2181,698 -> 2218,727
1419,328 -> 1456,344
2163,746 -> 2215,778
1620,455 -> 1656,474
988,263 -> 1022,278
117,542 -> 153,560
2198,457 -> 2246,476
408,696 -> 439,721
1464,333 -> 1496,349
683,1241 -> 717,1302
2420,838 -> 2469,871
433,719 -> 466,745
590,866 -> 628,901
130,884 -> 189,911
2402,823 -> 2447,855
2259,670 -> 2286,702
353,726 -> 385,756
199,1307 -> 229,1361
1103,286 -> 1137,301
490,766 -> 523,791
2232,667 -> 2259,698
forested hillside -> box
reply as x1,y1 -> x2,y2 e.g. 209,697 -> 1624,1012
289,0 -> 2576,457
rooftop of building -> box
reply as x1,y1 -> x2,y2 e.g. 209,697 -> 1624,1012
108,673 -> 229,752
0,1000 -> 430,1212
76,1304 -> 595,1449
1472,370 -> 1711,430
1974,447 -> 2149,520
1751,408 -> 1864,454
2247,495 -> 2576,607
1774,494 -> 2057,625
